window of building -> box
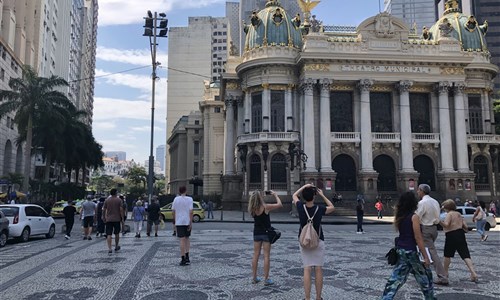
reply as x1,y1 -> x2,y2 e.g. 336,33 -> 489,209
270,153 -> 287,190
194,141 -> 200,156
370,92 -> 393,132
223,46 -> 227,50
223,31 -> 227,35
213,54 -> 217,58
270,90 -> 285,132
251,93 -> 262,133
473,155 -> 489,190
193,162 -> 199,176
213,47 -> 217,51
195,120 -> 200,125
410,93 -> 431,133
249,154 -> 262,184
468,95 -> 483,134
1,51 -> 6,60
330,92 -> 353,132
214,107 -> 221,113
223,24 -> 227,28
0,68 -> 4,80
195,129 -> 199,134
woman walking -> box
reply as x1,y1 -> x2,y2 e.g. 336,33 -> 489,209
248,190 -> 282,286
472,200 -> 488,241
382,192 -> 436,300
292,184 -> 335,300
375,199 -> 384,219
439,199 -> 478,282
132,200 -> 146,238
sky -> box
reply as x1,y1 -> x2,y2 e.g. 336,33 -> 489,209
93,0 -> 383,164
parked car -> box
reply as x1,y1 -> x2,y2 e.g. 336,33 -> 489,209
0,204 -> 56,242
51,201 -> 68,218
440,206 -> 497,231
0,210 -> 9,247
160,201 -> 205,223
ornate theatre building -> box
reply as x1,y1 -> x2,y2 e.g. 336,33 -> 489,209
218,0 -> 499,208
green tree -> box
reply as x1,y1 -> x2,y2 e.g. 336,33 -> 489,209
126,166 -> 147,188
0,66 -> 75,191
89,175 -> 114,194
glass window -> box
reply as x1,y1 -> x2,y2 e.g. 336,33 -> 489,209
214,107 -> 221,113
270,91 -> 285,132
410,93 -> 431,133
252,93 -> 262,133
270,154 -> 287,189
249,154 -> 261,183
468,95 -> 483,134
194,141 -> 200,156
330,92 -> 353,132
473,155 -> 489,184
193,162 -> 199,176
370,92 -> 393,132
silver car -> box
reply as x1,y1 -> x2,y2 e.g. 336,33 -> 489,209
0,210 -> 9,247
0,204 -> 56,242
440,206 -> 497,231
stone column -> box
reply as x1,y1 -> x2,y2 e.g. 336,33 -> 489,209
262,83 -> 270,132
224,97 -> 236,175
358,79 -> 374,171
237,96 -> 244,137
454,83 -> 470,172
437,82 -> 454,172
320,79 -> 333,172
397,80 -> 414,172
286,84 -> 293,132
302,79 -> 316,172
244,90 -> 251,134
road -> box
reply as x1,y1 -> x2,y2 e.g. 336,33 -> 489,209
0,221 -> 499,300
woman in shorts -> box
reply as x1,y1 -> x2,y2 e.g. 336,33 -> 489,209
248,190 -> 282,286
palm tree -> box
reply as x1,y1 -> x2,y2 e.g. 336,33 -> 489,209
0,65 -> 75,191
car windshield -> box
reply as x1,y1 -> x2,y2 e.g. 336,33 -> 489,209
0,206 -> 19,217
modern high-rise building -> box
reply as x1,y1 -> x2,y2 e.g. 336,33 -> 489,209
156,145 -> 166,172
384,0 -> 440,32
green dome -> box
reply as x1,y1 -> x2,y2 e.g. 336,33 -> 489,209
428,1 -> 488,52
243,0 -> 303,52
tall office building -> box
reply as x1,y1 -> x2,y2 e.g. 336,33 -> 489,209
156,145 -> 166,172
166,16 -> 228,185
384,0 -> 440,32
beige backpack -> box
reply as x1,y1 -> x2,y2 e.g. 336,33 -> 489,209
299,206 -> 320,249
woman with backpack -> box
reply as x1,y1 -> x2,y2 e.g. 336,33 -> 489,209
132,200 -> 146,238
248,190 -> 282,286
381,192 -> 435,300
292,184 -> 335,300
472,200 -> 488,241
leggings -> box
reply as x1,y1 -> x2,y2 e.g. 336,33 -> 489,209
134,221 -> 143,234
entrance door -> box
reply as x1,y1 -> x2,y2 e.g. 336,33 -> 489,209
414,155 -> 436,190
374,155 -> 397,191
332,154 -> 357,191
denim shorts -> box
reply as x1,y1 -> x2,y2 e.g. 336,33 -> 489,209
254,234 -> 270,242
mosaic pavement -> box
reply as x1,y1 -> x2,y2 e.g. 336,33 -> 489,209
0,228 -> 499,300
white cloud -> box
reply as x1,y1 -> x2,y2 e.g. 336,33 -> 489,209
97,46 -> 168,66
131,125 -> 164,132
99,0 -> 226,26
93,121 -> 117,130
93,97 -> 152,121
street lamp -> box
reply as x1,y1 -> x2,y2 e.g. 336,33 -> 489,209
143,10 -> 168,203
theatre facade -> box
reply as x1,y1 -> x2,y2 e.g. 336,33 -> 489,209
218,0 -> 499,207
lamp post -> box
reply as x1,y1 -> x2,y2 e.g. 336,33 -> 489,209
143,10 -> 168,202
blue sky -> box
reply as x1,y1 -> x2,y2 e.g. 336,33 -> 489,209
93,0 -> 382,163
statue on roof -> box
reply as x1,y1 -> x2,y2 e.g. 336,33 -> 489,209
292,13 -> 301,29
298,0 -> 321,28
310,15 -> 323,33
250,11 -> 261,27
438,18 -> 453,37
229,41 -> 238,56
422,26 -> 432,40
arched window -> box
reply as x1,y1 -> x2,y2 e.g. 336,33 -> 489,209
332,154 -> 357,191
374,155 -> 396,191
3,140 -> 12,175
249,154 -> 262,189
270,153 -> 287,190
414,155 -> 436,190
473,155 -> 489,190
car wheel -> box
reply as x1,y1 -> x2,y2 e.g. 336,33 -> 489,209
192,215 -> 200,223
485,223 -> 491,231
46,224 -> 56,238
0,230 -> 7,247
19,227 -> 30,242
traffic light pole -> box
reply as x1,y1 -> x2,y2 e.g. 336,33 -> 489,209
147,12 -> 158,203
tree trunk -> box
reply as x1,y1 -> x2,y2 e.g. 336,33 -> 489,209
43,152 -> 51,182
22,115 -> 33,192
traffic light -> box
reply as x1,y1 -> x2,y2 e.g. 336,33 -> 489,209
158,19 -> 168,37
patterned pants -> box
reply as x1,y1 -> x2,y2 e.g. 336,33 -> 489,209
382,249 -> 436,300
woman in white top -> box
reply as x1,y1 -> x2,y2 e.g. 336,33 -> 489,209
472,200 -> 488,242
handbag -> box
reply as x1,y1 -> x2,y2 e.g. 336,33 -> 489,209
266,227 -> 281,244
385,237 -> 399,266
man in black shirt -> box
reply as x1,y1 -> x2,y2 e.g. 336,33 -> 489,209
63,201 -> 77,239
146,198 -> 161,237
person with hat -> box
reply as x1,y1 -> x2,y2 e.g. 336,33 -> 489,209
416,184 -> 448,285
132,200 -> 146,238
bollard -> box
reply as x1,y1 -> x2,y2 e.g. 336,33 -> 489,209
242,210 -> 245,221
220,208 -> 224,221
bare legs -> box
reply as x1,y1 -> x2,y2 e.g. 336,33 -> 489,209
443,257 -> 478,281
262,242 -> 271,279
252,241 -> 262,280
251,241 -> 271,281
180,237 -> 190,256
303,266 -> 323,300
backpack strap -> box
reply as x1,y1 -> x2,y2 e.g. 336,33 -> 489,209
303,205 -> 319,222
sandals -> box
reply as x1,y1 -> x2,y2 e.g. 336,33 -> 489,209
252,277 -> 262,284
264,279 -> 274,286
470,275 -> 479,283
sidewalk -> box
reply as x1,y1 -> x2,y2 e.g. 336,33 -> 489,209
203,210 -> 394,225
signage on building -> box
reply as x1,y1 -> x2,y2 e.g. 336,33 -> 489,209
340,65 -> 432,74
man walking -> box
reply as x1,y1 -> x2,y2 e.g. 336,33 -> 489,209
146,197 -> 161,237
416,184 -> 448,285
63,201 -> 77,239
80,196 -> 96,240
207,200 -> 214,219
102,189 -> 124,255
172,186 -> 193,266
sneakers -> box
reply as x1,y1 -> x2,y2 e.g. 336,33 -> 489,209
64,235 -> 70,240
172,231 -> 176,236
135,233 -> 139,238
87,236 -> 92,241
252,277 -> 262,284
96,233 -> 100,237
155,233 -> 158,237
185,257 -> 190,265
115,246 -> 121,252
108,250 -> 113,255
180,258 -> 187,266
146,233 -> 150,237
482,235 -> 488,242
83,236 -> 88,240
264,279 -> 274,286
356,232 -> 363,234
434,279 -> 449,286
138,233 -> 141,238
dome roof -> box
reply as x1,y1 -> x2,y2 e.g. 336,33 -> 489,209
243,0 -> 303,52
428,0 -> 488,52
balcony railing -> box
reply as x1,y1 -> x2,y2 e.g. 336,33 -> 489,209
331,132 -> 361,143
412,133 -> 440,144
248,183 -> 262,191
237,132 -> 299,144
372,132 -> 401,143
270,183 -> 288,191
467,134 -> 500,144
475,183 -> 490,191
